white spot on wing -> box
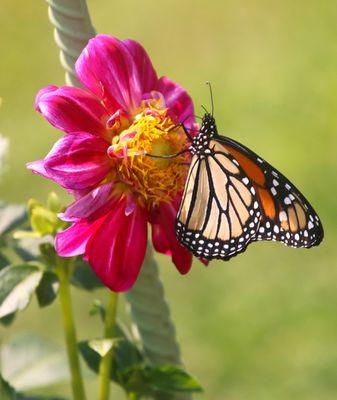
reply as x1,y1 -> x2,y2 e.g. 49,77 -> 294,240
279,211 -> 287,221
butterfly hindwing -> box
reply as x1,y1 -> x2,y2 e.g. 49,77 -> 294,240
176,143 -> 262,260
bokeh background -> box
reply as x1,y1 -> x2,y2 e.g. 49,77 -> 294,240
1,0 -> 337,399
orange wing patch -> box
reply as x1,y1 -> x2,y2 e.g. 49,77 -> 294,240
222,143 -> 275,219
256,187 -> 276,219
223,144 -> 266,186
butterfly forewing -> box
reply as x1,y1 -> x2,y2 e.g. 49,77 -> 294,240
219,137 -> 324,248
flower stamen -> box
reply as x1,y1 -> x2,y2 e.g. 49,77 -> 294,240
108,101 -> 190,208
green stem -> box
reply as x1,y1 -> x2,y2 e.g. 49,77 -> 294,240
56,262 -> 86,400
1,246 -> 23,265
98,290 -> 119,400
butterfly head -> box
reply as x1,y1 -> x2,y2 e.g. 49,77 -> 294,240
199,82 -> 217,138
190,113 -> 218,155
200,113 -> 218,138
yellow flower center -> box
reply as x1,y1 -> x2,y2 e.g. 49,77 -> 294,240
108,101 -> 189,209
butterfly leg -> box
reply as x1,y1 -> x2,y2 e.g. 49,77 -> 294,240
181,123 -> 194,142
155,113 -> 195,142
145,148 -> 190,159
163,122 -> 194,142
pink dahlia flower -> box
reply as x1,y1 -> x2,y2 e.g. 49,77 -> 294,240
28,35 -> 197,291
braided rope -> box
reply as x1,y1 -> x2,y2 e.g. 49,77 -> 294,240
126,245 -> 183,366
47,2 -> 191,398
47,0 -> 95,86
126,246 -> 191,400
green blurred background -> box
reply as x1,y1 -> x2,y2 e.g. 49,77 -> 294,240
1,0 -> 337,399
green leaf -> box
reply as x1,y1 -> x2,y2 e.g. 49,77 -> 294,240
78,322 -> 143,381
30,207 -> 58,237
0,244 -> 37,270
144,365 -> 203,394
0,373 -> 65,399
88,338 -> 126,358
78,341 -> 101,376
39,243 -> 58,270
15,237 -> 47,261
21,395 -> 65,400
0,263 -> 43,318
0,372 -> 16,400
0,203 -> 27,237
0,312 -> 16,326
78,329 -> 201,397
27,197 -> 67,238
13,230 -> 40,239
89,299 -> 106,321
88,338 -> 117,357
1,333 -> 69,391
0,251 -> 10,269
71,259 -> 103,290
12,244 -> 37,262
122,364 -> 202,398
47,192 -> 62,214
27,199 -> 42,215
36,271 -> 59,307
0,203 -> 39,272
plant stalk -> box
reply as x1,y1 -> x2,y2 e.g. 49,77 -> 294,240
126,245 -> 192,400
98,290 -> 119,400
56,263 -> 87,400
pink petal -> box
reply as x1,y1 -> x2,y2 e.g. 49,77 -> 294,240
35,85 -> 58,111
44,132 -> 111,190
75,35 -> 157,113
36,85 -> 109,137
55,216 -> 107,257
200,258 -> 210,266
151,223 -> 171,256
157,76 -> 196,129
153,201 -> 192,274
123,39 -> 157,94
86,198 -> 148,292
60,182 -> 114,222
26,159 -> 50,179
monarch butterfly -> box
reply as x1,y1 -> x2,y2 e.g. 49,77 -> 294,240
175,90 -> 324,260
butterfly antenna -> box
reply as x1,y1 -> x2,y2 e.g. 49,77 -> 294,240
206,81 -> 214,116
201,104 -> 208,114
